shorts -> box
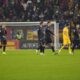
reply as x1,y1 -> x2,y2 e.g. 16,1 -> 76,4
1,40 -> 7,45
38,39 -> 45,45
63,38 -> 71,45
45,38 -> 52,44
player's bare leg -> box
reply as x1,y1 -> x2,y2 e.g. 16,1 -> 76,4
68,44 -> 73,55
58,45 -> 65,55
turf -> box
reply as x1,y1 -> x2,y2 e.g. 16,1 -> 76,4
0,49 -> 80,80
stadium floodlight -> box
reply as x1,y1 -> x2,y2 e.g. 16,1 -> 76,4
0,21 -> 59,50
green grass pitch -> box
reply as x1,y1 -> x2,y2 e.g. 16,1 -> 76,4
0,49 -> 80,80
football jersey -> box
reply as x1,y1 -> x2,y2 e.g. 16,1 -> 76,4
63,26 -> 69,39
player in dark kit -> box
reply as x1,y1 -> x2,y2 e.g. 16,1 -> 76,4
45,21 -> 55,53
71,25 -> 80,53
0,25 -> 7,54
36,21 -> 45,55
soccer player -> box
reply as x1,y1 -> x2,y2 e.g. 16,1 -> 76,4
45,21 -> 55,53
36,21 -> 45,55
71,24 -> 80,53
0,25 -> 7,54
58,23 -> 72,55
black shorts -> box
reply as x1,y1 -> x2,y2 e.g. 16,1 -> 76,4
73,39 -> 79,45
1,40 -> 7,45
45,38 -> 52,44
38,39 -> 45,45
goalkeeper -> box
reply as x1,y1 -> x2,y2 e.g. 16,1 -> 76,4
58,23 -> 73,55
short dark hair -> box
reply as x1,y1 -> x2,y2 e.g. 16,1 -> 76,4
40,21 -> 43,25
47,20 -> 51,24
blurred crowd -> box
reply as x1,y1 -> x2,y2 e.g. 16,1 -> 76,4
0,0 -> 80,24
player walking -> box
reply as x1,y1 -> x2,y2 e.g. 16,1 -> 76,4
0,25 -> 7,54
36,21 -> 45,55
45,21 -> 55,53
58,23 -> 73,55
71,24 -> 80,53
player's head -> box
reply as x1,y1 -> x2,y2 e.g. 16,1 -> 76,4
40,21 -> 44,27
65,22 -> 70,28
76,24 -> 80,29
70,21 -> 74,27
47,20 -> 52,26
2,24 -> 6,29
65,20 -> 69,25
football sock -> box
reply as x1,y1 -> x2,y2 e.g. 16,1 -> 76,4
51,46 -> 55,52
69,45 -> 72,53
3,45 -> 6,52
58,45 -> 64,53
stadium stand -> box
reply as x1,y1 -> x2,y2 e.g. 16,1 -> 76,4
0,0 -> 80,25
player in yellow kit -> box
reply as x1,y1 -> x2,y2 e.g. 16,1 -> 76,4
58,23 -> 73,55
